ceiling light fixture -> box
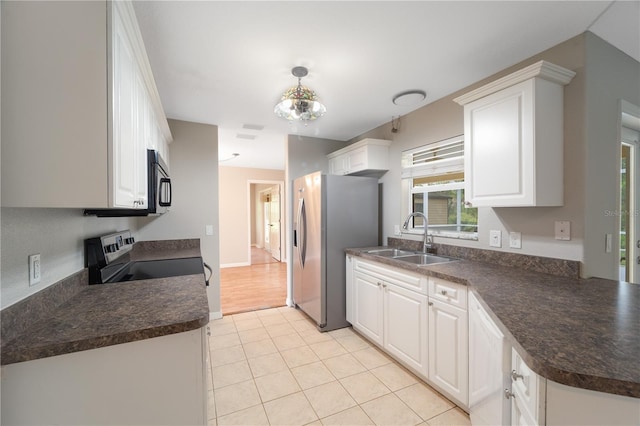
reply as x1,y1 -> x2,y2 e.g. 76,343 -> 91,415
274,66 -> 326,123
392,90 -> 427,106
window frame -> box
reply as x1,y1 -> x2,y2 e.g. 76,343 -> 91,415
401,135 -> 478,241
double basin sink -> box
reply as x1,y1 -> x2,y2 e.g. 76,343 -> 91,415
364,248 -> 458,266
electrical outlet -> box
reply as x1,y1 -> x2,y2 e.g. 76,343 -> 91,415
394,225 -> 401,236
205,225 -> 214,236
489,230 -> 502,248
29,254 -> 41,286
509,232 -> 522,249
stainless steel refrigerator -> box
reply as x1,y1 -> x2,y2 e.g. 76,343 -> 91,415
293,171 -> 379,331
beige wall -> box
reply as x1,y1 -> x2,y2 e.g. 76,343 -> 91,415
583,32 -> 640,279
137,119 -> 220,316
219,167 -> 285,266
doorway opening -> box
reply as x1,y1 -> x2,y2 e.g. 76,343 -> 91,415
619,101 -> 639,283
219,180 -> 287,315
251,184 -> 282,265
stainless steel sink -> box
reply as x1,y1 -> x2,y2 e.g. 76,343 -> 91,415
392,253 -> 458,265
365,248 -> 417,257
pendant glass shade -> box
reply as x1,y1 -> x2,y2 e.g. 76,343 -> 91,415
274,67 -> 326,122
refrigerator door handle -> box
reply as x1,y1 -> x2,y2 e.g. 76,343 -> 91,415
298,198 -> 307,267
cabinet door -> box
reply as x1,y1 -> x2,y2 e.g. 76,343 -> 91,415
383,283 -> 428,376
353,271 -> 384,345
329,154 -> 348,175
465,80 -> 534,207
428,298 -> 468,406
346,147 -> 367,174
469,292 -> 510,425
511,396 -> 537,426
111,5 -> 139,209
133,72 -> 148,208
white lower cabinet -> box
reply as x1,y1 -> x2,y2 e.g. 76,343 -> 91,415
353,269 -> 384,346
1,328 -> 207,425
468,291 -> 511,425
351,258 -> 428,376
511,349 -> 546,425
429,298 -> 468,406
347,257 -> 466,404
384,282 -> 428,376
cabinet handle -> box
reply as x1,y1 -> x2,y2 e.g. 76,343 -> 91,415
382,283 -> 387,288
428,301 -> 433,306
464,201 -> 473,207
440,289 -> 448,296
511,370 -> 524,381
377,282 -> 383,287
504,389 -> 516,399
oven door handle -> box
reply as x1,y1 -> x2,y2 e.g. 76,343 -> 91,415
203,262 -> 213,286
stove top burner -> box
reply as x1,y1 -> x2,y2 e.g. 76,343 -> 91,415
107,257 -> 205,283
85,230 -> 210,285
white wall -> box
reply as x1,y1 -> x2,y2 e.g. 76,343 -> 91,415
0,209 -> 139,309
136,119 -> 220,316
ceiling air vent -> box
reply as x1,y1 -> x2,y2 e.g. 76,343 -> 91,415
236,134 -> 257,140
242,124 -> 265,131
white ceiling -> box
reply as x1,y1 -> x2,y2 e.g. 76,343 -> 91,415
133,1 -> 640,170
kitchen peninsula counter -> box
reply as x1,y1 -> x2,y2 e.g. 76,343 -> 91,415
1,240 -> 210,365
346,247 -> 640,399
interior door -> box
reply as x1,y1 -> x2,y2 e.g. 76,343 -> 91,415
268,186 -> 281,261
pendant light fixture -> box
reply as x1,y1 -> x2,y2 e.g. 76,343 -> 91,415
274,66 -> 326,122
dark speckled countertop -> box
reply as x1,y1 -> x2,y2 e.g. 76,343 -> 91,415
346,247 -> 640,399
1,240 -> 210,365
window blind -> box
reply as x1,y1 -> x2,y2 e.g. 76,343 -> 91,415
401,135 -> 464,179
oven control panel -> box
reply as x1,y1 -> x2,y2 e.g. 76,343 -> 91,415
85,230 -> 135,268
99,230 -> 135,263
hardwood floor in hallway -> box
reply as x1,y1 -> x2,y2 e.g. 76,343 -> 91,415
220,248 -> 287,315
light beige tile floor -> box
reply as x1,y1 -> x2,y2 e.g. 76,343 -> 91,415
206,306 -> 471,426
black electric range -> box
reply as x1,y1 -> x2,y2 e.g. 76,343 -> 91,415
84,230 -> 210,285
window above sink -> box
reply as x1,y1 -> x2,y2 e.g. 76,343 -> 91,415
401,135 -> 479,241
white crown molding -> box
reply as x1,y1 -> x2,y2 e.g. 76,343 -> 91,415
453,60 -> 576,106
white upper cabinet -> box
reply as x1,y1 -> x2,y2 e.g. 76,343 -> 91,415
327,139 -> 391,178
454,61 -> 575,207
1,1 -> 171,209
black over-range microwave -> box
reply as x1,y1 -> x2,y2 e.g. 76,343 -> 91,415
84,149 -> 172,217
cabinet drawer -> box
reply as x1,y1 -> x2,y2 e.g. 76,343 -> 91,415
428,277 -> 467,309
355,258 -> 427,294
511,348 -> 546,424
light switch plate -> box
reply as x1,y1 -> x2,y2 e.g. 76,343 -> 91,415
394,225 -> 401,236
555,221 -> 571,240
29,254 -> 41,286
605,234 -> 612,253
489,230 -> 502,247
205,225 -> 214,236
509,232 -> 522,249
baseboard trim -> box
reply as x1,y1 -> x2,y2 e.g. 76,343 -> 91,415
209,311 -> 223,321
220,262 -> 250,268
